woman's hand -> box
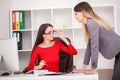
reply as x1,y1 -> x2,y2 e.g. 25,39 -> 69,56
57,29 -> 70,45
70,64 -> 87,74
85,68 -> 97,74
57,29 -> 65,39
70,68 -> 96,75
39,60 -> 48,67
70,69 -> 85,74
34,60 -> 47,70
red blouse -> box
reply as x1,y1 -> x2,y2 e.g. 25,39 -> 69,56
27,41 -> 77,72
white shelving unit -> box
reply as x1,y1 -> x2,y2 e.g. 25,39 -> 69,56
10,4 -> 116,70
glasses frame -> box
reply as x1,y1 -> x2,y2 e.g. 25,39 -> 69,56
44,30 -> 57,35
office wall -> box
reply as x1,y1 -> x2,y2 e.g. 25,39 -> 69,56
0,0 -> 13,39
0,0 -> 13,70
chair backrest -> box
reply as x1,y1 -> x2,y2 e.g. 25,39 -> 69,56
54,37 -> 73,73
23,37 -> 73,73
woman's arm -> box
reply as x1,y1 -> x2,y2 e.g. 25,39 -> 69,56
85,19 -> 100,74
34,60 -> 47,70
27,47 -> 38,71
71,43 -> 91,73
57,30 -> 77,55
70,64 -> 87,73
83,42 -> 91,67
87,19 -> 100,69
57,30 -> 70,45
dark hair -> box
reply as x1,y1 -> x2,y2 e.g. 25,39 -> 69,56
74,2 -> 93,13
32,23 -> 53,51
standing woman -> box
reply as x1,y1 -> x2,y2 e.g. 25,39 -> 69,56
72,2 -> 120,80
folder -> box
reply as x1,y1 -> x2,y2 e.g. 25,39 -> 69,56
15,11 -> 20,30
12,31 -> 17,38
19,11 -> 25,29
17,32 -> 22,50
12,11 -> 16,30
17,32 -> 20,42
12,31 -> 22,50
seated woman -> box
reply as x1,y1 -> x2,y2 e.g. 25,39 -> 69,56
26,23 -> 77,72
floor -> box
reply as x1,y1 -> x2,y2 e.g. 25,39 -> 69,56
98,69 -> 113,80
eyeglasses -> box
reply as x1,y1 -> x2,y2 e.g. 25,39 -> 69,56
44,30 -> 57,35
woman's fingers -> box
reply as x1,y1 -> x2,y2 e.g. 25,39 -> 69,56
39,60 -> 48,66
57,29 -> 64,39
85,69 -> 96,75
70,70 -> 84,74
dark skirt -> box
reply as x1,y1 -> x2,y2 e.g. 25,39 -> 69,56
112,51 -> 120,80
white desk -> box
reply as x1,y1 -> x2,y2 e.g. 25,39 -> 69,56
0,72 -> 98,80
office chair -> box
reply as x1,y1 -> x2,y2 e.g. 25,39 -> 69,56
54,37 -> 73,73
23,37 -> 73,73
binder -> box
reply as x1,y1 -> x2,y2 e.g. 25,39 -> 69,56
12,31 -> 22,50
12,11 -> 16,30
15,11 -> 20,30
12,31 -> 17,38
19,11 -> 25,29
17,32 -> 20,42
17,32 -> 22,50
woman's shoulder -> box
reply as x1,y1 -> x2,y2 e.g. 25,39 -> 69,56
87,18 -> 100,30
87,18 -> 97,25
34,46 -> 40,50
55,40 -> 61,44
54,40 -> 63,45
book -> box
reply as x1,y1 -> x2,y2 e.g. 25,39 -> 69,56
19,11 -> 25,29
26,70 -> 65,76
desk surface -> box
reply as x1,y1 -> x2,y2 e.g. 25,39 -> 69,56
0,72 -> 98,80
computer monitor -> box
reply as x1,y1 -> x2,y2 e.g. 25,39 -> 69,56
0,38 -> 20,71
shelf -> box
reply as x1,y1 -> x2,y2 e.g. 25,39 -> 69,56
52,8 -> 72,29
18,49 -> 32,52
32,9 -> 52,30
93,6 -> 114,26
33,27 -> 74,31
13,29 -> 32,31
21,31 -> 32,50
24,11 -> 31,29
92,4 -> 115,7
73,28 -> 86,49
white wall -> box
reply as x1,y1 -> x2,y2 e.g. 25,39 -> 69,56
12,0 -> 78,9
0,0 -> 13,39
0,0 -> 13,70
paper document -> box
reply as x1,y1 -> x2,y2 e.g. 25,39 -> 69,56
26,70 -> 65,76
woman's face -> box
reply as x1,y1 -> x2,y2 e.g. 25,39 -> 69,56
43,26 -> 55,41
75,12 -> 85,23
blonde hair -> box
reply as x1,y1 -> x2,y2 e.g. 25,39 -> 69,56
74,2 -> 112,43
